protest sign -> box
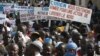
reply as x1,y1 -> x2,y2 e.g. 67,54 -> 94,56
17,6 -> 34,22
0,3 -> 13,12
3,6 -> 14,14
0,3 -> 13,5
0,14 -> 6,24
19,10 -> 34,22
48,1 -> 92,24
14,6 -> 33,11
34,7 -> 48,19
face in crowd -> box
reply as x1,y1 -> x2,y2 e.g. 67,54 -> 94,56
7,43 -> 19,56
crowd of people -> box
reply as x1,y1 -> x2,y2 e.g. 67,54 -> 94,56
0,0 -> 75,7
0,13 -> 99,56
0,0 -> 100,56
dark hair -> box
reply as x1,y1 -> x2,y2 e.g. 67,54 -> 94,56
38,30 -> 45,40
30,33 -> 40,41
93,24 -> 100,33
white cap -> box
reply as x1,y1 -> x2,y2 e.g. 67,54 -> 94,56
55,41 -> 63,47
31,40 -> 43,52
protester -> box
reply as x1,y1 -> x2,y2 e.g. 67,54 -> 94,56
25,40 -> 43,56
7,43 -> 19,56
0,40 -> 7,56
64,38 -> 78,56
18,41 -> 26,56
0,0 -> 100,56
55,43 -> 66,56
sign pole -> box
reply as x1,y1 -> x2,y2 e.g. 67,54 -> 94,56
36,19 -> 39,24
65,21 -> 70,32
48,19 -> 51,27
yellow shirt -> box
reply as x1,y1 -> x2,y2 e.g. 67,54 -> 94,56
56,26 -> 65,32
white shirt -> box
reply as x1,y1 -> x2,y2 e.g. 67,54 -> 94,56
18,31 -> 30,44
35,52 -> 42,56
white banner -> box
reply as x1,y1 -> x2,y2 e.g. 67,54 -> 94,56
0,3 -> 13,5
3,6 -> 14,14
18,6 -> 34,22
34,7 -> 48,19
0,3 -> 13,12
48,1 -> 92,24
14,6 -> 33,11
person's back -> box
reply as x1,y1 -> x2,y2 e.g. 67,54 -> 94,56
86,43 -> 94,56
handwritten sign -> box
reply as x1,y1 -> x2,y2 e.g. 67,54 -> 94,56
19,7 -> 34,22
34,7 -> 48,19
48,1 -> 92,24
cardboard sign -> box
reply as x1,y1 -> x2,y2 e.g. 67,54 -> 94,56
48,1 -> 92,24
34,7 -> 48,19
0,14 -> 6,24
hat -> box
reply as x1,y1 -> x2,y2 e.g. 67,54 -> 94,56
30,32 -> 40,41
31,40 -> 43,52
67,38 -> 78,50
29,21 -> 34,26
71,29 -> 79,34
44,38 -> 52,44
55,41 -> 63,47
